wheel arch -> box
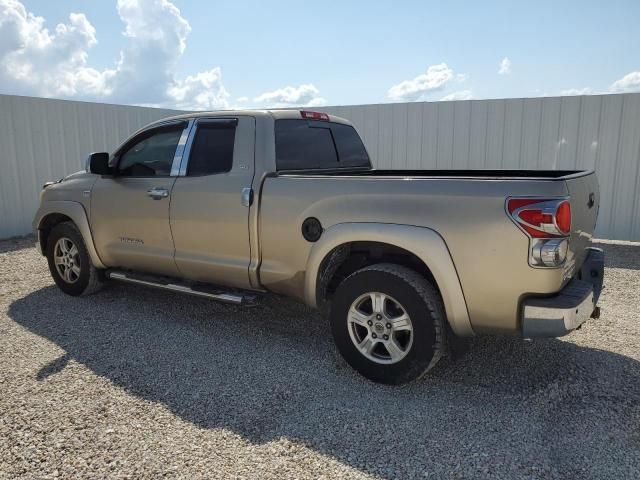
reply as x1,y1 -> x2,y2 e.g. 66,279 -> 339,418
304,222 -> 474,337
34,201 -> 105,269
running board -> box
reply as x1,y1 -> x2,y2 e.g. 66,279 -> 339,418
106,271 -> 254,306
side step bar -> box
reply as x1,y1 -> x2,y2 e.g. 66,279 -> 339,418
106,271 -> 254,306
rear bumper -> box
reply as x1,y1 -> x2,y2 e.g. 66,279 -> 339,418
521,248 -> 604,338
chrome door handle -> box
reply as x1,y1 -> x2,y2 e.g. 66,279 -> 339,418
147,187 -> 169,199
241,187 -> 253,207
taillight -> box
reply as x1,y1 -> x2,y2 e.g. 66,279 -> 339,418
507,198 -> 571,238
301,110 -> 329,121
506,197 -> 572,268
555,201 -> 571,235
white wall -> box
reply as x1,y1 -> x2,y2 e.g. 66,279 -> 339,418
1,93 -> 639,240
0,94 -> 186,238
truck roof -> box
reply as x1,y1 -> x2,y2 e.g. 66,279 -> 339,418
145,109 -> 353,130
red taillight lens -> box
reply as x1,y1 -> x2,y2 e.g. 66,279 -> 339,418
518,210 -> 554,227
301,110 -> 329,121
507,198 -> 571,238
555,201 -> 571,235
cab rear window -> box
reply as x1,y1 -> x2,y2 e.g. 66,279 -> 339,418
275,119 -> 370,170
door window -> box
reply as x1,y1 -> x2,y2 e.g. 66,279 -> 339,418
187,124 -> 237,176
117,127 -> 183,177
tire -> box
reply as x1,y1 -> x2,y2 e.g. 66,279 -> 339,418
46,221 -> 106,296
329,263 -> 446,385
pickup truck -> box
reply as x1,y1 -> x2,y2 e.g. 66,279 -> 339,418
33,109 -> 604,384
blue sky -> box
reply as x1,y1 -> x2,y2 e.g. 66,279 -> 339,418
2,0 -> 639,109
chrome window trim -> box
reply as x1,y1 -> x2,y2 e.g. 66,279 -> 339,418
177,117 -> 239,177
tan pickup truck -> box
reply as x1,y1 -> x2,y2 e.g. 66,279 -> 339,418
33,109 -> 604,384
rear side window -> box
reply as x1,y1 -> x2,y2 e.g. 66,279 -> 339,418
275,119 -> 370,170
187,124 -> 236,176
330,123 -> 369,165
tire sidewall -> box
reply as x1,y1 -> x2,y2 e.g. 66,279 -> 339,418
330,268 -> 439,384
46,223 -> 92,296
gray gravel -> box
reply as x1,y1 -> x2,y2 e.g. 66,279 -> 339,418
1,237 -> 639,479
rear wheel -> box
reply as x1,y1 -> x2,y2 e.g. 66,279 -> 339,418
46,222 -> 106,296
329,263 -> 446,385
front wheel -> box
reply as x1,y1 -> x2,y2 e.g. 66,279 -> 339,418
46,222 -> 106,296
329,263 -> 446,385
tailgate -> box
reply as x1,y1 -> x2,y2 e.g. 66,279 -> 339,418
564,172 -> 600,270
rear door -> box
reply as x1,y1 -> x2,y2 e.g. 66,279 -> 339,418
169,117 -> 255,289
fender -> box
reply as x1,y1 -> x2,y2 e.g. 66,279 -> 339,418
304,222 -> 474,337
33,201 -> 106,269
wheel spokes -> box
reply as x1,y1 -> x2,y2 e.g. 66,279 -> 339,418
347,291 -> 414,365
348,306 -> 371,327
358,336 -> 377,355
53,237 -> 80,284
370,292 -> 386,315
389,314 -> 411,331
383,338 -> 405,362
60,239 -> 70,254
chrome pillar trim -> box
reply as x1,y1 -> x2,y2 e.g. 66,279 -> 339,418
178,119 -> 198,176
170,119 -> 194,177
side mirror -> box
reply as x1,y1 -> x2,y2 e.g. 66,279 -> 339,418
87,152 -> 112,175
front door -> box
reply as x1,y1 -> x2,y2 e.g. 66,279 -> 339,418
169,116 -> 255,289
91,122 -> 190,276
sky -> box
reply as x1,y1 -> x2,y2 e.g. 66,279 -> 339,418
1,0 -> 639,110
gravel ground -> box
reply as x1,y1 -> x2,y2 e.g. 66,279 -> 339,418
1,237 -> 639,479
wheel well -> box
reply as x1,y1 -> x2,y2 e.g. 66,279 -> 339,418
316,241 -> 440,306
38,213 -> 72,254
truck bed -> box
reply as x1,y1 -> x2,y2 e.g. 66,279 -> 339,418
277,169 -> 591,179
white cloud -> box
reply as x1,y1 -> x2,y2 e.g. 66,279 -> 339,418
0,0 -> 105,98
0,0 -> 230,110
166,68 -> 229,110
236,96 -> 249,103
609,71 -> 640,93
560,87 -> 594,96
498,57 -> 511,75
440,90 -> 473,101
388,63 -> 455,101
253,83 -> 326,108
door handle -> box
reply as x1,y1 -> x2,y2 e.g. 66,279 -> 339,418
241,187 -> 253,207
147,187 -> 169,200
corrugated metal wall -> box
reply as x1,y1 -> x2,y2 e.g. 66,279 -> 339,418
319,94 -> 640,241
1,93 -> 639,240
0,94 -> 186,239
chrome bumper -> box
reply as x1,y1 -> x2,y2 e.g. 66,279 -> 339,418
521,248 -> 604,338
